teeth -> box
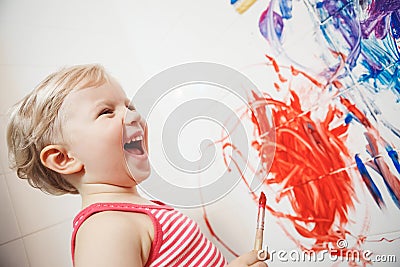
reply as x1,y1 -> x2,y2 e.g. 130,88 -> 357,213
130,135 -> 143,143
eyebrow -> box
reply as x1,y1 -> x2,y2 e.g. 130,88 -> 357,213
90,98 -> 134,113
90,100 -> 108,116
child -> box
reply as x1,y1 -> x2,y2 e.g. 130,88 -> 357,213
7,64 -> 268,267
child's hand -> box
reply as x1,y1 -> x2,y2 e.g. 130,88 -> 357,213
226,250 -> 268,267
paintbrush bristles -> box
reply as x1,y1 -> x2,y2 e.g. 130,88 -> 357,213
254,191 -> 266,250
259,191 -> 266,208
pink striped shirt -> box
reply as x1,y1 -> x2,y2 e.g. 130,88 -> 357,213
71,202 -> 228,267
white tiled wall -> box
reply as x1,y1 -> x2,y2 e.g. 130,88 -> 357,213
1,1 -> 399,267
0,1 -> 139,266
0,1 -> 264,266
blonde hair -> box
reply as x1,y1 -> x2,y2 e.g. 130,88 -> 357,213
7,64 -> 110,195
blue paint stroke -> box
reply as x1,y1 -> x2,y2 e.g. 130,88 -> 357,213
258,0 -> 400,98
279,0 -> 292,19
256,0 -> 400,209
392,10 -> 400,39
316,0 -> 400,97
364,132 -> 400,209
355,154 -> 385,208
387,145 -> 400,175
381,118 -> 400,139
344,113 -> 354,124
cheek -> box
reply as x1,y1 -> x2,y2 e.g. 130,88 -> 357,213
69,122 -> 124,160
97,124 -> 124,152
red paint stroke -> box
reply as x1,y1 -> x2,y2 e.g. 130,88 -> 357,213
265,51 -> 344,89
327,50 -> 347,89
273,82 -> 280,91
211,55 -> 361,254
250,89 -> 356,250
202,206 -> 240,257
290,66 -> 325,88
340,97 -> 372,128
265,55 -> 288,83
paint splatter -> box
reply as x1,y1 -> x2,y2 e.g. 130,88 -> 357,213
360,0 -> 400,39
202,0 -> 400,260
210,54 -> 398,259
258,0 -> 400,100
249,89 -> 357,250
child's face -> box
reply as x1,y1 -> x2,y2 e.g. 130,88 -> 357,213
59,78 -> 150,187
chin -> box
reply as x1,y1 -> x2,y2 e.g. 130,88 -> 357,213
129,168 -> 151,184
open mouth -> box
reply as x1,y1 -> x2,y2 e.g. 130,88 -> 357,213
124,135 -> 145,155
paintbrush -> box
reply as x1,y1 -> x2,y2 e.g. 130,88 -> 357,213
254,191 -> 266,251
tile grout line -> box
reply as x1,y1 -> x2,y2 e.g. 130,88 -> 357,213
1,172 -> 32,266
0,216 -> 75,247
20,237 -> 32,267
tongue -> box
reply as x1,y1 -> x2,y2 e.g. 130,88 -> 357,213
129,148 -> 142,155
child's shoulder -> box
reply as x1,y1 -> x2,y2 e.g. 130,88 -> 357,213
80,208 -> 153,232
74,210 -> 153,266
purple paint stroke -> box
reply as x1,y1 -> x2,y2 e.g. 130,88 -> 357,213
259,5 -> 284,42
258,0 -> 321,72
361,0 -> 400,39
321,0 -> 362,69
315,0 -> 400,97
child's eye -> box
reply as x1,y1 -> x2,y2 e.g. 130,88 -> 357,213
98,108 -> 113,116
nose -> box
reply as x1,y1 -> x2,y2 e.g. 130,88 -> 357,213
124,108 -> 142,125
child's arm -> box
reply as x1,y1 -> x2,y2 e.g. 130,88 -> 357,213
74,211 -> 153,267
227,250 -> 268,267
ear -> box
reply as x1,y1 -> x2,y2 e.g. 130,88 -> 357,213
40,145 -> 83,175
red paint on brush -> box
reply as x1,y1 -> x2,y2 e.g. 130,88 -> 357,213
259,191 -> 266,208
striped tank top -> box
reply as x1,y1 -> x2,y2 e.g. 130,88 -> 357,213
71,202 -> 228,267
